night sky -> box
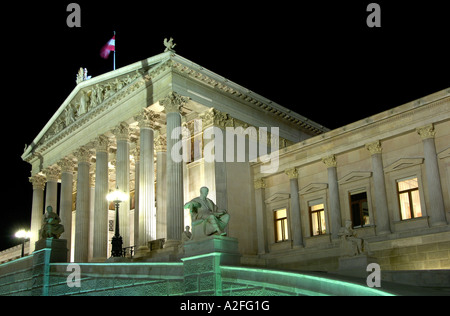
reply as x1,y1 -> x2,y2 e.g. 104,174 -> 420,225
1,1 -> 449,251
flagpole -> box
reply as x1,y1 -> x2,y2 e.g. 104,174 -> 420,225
113,31 -> 116,71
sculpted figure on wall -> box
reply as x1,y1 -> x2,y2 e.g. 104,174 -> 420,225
338,220 -> 365,257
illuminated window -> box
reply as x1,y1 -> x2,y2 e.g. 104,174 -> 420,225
274,208 -> 289,242
350,191 -> 370,228
397,177 -> 422,220
309,203 -> 326,236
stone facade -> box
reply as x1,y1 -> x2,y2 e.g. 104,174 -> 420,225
251,87 -> 450,273
1,48 -> 449,294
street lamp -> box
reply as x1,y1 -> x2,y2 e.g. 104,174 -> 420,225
107,187 -> 128,258
15,230 -> 32,258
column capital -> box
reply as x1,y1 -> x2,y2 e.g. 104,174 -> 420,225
365,140 -> 383,155
285,168 -> 299,180
74,146 -> 92,164
199,108 -> 234,129
159,91 -> 189,114
134,108 -> 160,130
254,178 -> 266,190
58,158 -> 75,174
322,154 -> 337,168
416,124 -> 436,140
113,122 -> 130,141
95,135 -> 109,153
29,174 -> 46,190
44,166 -> 60,182
155,135 -> 167,152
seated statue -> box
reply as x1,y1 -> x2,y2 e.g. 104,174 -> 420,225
184,187 -> 230,241
338,220 -> 364,257
39,206 -> 65,240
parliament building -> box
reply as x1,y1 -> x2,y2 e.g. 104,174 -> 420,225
0,46 -> 449,296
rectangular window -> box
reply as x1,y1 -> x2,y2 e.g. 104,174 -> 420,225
274,208 -> 289,242
309,203 -> 326,236
350,191 -> 370,228
397,177 -> 422,220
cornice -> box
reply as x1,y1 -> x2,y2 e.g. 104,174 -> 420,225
170,56 -> 329,136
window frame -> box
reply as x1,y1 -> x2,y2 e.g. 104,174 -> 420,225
274,208 -> 289,243
396,176 -> 422,220
309,202 -> 326,237
349,190 -> 370,228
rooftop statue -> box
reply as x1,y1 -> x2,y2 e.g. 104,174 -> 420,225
164,37 -> 176,52
39,206 -> 65,240
184,187 -> 230,241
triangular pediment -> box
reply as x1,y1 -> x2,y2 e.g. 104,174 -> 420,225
265,193 -> 290,204
385,158 -> 424,173
338,171 -> 372,184
299,183 -> 328,195
23,52 -> 170,159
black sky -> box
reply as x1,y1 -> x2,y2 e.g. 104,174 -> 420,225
1,1 -> 449,251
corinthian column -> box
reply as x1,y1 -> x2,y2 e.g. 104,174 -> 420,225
113,122 -> 131,248
285,168 -> 303,247
160,92 -> 189,245
135,108 -> 160,249
417,124 -> 447,226
44,167 -> 60,212
155,135 -> 167,240
322,155 -> 342,239
74,146 -> 91,262
92,135 -> 109,261
57,158 -> 75,260
365,141 -> 391,235
29,174 -> 46,253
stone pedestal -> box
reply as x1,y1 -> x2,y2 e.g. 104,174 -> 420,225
34,239 -> 68,263
182,236 -> 241,296
337,254 -> 377,278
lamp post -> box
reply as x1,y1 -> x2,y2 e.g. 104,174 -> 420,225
15,230 -> 32,258
107,187 -> 128,258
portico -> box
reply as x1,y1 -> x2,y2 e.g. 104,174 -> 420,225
21,48 -> 325,262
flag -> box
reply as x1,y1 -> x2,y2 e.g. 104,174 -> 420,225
100,35 -> 115,59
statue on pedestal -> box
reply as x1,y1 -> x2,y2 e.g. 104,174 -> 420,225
184,187 -> 230,241
39,206 -> 65,240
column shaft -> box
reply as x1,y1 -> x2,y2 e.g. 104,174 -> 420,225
139,127 -> 155,246
366,141 -> 391,235
323,155 -> 342,239
29,175 -> 46,253
286,169 -> 303,247
254,179 -> 268,255
166,111 -> 184,241
93,137 -> 109,260
417,125 -> 447,226
74,147 -> 91,263
133,147 -> 140,248
161,92 -> 188,244
156,149 -> 167,239
58,158 -> 75,261
114,123 -> 130,248
44,167 -> 60,212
